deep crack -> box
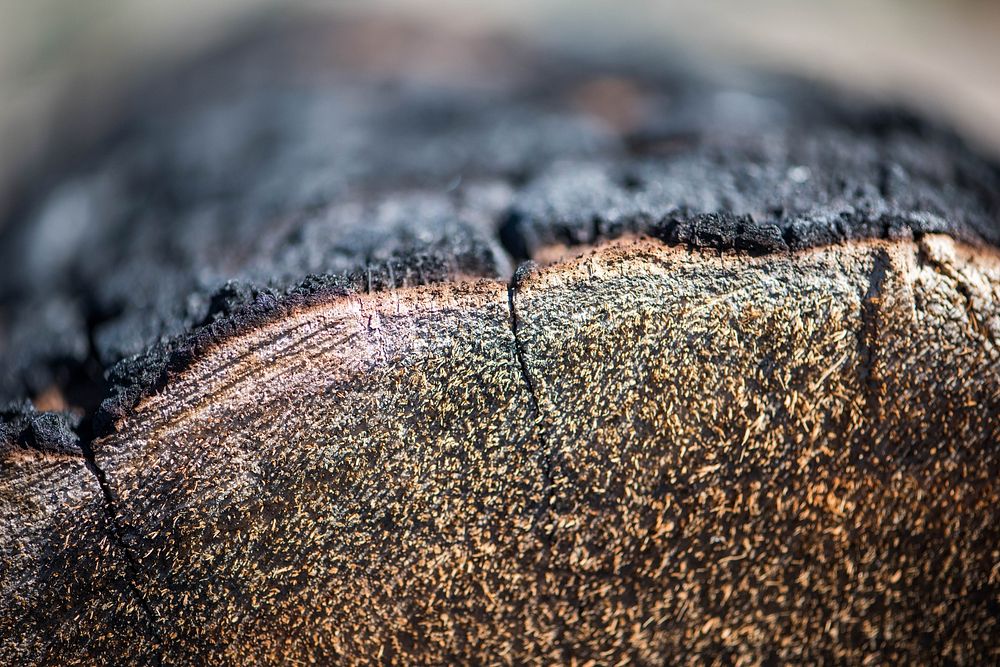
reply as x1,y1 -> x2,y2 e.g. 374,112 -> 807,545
506,262 -> 559,553
858,249 -> 890,423
507,263 -> 540,414
78,439 -> 165,658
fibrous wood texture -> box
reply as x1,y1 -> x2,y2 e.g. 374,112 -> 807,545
1,16 -> 999,666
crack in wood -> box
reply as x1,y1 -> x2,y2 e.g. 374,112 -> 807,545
857,248 -> 890,425
506,262 -> 560,565
78,439 -> 165,660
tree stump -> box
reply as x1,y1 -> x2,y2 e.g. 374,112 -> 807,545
1,16 -> 999,666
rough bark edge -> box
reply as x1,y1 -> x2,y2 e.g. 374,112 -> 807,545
91,208 -> 997,443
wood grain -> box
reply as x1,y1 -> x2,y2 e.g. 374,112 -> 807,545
5,234 -> 998,664
2,16 -> 999,665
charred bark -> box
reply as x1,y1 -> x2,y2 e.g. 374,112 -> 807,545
2,16 -> 999,665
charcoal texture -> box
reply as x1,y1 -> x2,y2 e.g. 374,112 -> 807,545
1,17 -> 999,666
1,20 -> 998,440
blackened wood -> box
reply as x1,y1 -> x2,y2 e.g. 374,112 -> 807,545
1,16 -> 999,666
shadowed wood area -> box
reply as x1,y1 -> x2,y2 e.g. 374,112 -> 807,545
1,14 -> 999,666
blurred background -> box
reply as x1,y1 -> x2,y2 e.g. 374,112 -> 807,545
2,0 -> 999,223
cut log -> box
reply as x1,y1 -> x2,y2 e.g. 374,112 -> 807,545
1,16 -> 999,666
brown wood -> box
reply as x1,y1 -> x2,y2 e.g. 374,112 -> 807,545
2,16 -> 999,665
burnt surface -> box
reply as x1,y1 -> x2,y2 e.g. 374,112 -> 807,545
0,402 -> 80,456
0,16 -> 998,444
1,16 -> 999,665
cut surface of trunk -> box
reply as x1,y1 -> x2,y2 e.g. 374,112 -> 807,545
2,15 -> 999,666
